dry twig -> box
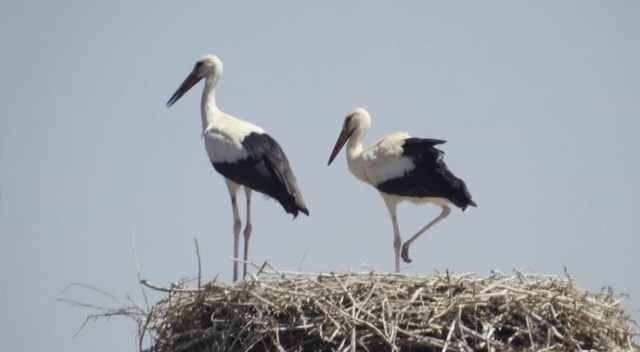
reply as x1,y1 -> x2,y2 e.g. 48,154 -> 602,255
134,266 -> 638,352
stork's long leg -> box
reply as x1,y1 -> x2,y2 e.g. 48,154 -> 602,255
225,180 -> 242,282
390,213 -> 402,272
401,205 -> 451,264
242,187 -> 253,279
382,196 -> 402,272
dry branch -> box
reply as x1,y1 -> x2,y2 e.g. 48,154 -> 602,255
135,265 -> 638,352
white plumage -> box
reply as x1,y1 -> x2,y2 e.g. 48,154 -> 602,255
355,132 -> 416,186
167,55 -> 308,282
328,107 -> 476,271
204,116 -> 264,163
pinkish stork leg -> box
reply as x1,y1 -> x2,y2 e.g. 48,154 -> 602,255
382,196 -> 402,272
242,187 -> 253,279
401,205 -> 451,263
225,180 -> 242,282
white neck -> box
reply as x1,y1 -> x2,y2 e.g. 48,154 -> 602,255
345,128 -> 372,185
347,128 -> 366,161
200,77 -> 220,131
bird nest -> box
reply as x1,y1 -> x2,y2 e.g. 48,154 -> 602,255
136,264 -> 638,352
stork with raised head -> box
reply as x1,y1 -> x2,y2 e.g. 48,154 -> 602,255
167,55 -> 309,282
328,108 -> 476,272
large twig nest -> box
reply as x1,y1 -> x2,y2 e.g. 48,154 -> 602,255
139,264 -> 638,352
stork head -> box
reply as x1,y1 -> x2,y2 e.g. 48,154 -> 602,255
327,107 -> 371,165
166,55 -> 223,107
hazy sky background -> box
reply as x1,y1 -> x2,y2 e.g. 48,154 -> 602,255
2,1 -> 639,351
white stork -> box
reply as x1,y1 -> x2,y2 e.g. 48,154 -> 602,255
167,55 -> 309,282
328,108 -> 476,272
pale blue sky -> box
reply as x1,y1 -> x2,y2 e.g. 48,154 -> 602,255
2,1 -> 639,351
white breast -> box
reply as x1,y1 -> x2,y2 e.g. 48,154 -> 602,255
348,132 -> 415,186
203,115 -> 265,163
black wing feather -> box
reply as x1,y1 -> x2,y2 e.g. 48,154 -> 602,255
376,137 -> 476,210
212,132 -> 309,217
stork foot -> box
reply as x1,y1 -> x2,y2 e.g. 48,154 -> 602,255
401,243 -> 412,263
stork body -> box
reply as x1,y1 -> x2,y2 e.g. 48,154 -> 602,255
167,55 -> 308,281
328,108 -> 475,271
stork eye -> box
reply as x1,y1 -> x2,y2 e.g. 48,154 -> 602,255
344,115 -> 353,128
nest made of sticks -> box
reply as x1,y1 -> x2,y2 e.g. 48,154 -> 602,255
138,264 -> 638,352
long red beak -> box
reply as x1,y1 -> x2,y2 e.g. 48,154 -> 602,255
328,127 -> 352,165
166,71 -> 202,107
